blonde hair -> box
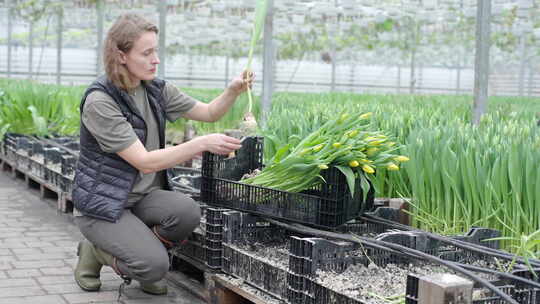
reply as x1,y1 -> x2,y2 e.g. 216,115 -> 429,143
103,14 -> 158,90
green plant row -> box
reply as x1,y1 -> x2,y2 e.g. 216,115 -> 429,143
262,92 -> 540,255
0,79 -> 260,139
2,78 -> 540,255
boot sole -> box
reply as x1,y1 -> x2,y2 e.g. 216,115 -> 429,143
140,287 -> 168,295
140,287 -> 169,296
74,276 -> 102,292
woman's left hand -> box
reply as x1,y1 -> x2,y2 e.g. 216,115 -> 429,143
228,70 -> 254,95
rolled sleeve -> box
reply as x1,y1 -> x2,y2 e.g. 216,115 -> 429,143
82,91 -> 138,153
163,82 -> 198,122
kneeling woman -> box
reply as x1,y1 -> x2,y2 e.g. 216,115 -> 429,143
73,14 -> 252,295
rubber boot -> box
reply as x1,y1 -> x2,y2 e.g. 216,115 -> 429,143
140,280 -> 168,295
74,240 -> 103,291
93,246 -> 116,269
93,240 -> 167,295
84,241 -> 129,283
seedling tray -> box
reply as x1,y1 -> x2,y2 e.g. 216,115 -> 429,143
221,209 -> 409,302
288,233 -> 536,304
171,207 -> 226,271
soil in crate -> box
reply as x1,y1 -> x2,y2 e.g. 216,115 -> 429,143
313,256 -> 510,304
234,241 -> 289,272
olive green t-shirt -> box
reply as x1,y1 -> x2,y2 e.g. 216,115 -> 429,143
81,81 -> 197,205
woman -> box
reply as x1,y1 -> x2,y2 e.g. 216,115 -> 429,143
73,14 -> 252,295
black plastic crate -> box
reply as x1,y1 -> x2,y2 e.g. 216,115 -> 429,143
171,207 -> 226,270
222,210 -> 291,245
373,227 -> 501,262
336,207 -> 410,236
223,243 -> 289,300
221,210 -> 295,301
201,137 -> 375,229
500,268 -> 540,303
3,133 -> 25,163
48,136 -> 80,152
173,228 -> 206,265
205,207 -> 224,226
43,147 -> 65,187
203,208 -> 226,269
31,140 -> 44,157
287,234 -> 537,304
167,166 -> 201,199
28,157 -> 45,179
28,141 -> 46,179
288,236 -> 410,304
220,210 -> 396,302
59,175 -> 73,194
43,147 -> 64,166
14,136 -> 35,172
16,136 -> 33,153
220,209 -> 515,304
60,154 -> 77,177
50,136 -> 73,145
60,154 -> 76,193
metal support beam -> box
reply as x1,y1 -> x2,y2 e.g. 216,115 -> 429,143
56,8 -> 63,85
224,55 -> 230,88
518,35 -> 527,97
158,0 -> 167,78
528,58 -> 534,97
29,22 -> 34,79
7,0 -> 12,78
349,65 -> 354,92
456,47 -> 462,94
261,0 -> 274,127
331,50 -> 336,92
397,66 -> 401,94
96,0 -> 104,76
409,48 -> 416,94
473,0 -> 491,125
409,23 -> 419,94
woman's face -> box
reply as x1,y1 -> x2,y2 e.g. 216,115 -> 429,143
120,31 -> 160,84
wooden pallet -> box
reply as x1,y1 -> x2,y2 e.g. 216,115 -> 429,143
208,274 -> 284,304
167,257 -> 283,304
1,155 -> 21,179
0,154 -> 69,214
59,192 -> 74,214
24,172 -> 60,202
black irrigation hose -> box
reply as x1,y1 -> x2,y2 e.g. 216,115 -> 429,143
266,218 -> 519,304
355,236 -> 519,304
361,214 -> 540,268
456,263 -> 540,290
360,213 -> 539,266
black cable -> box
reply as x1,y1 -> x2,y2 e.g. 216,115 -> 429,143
456,263 -> 540,289
266,218 -> 519,304
359,238 -> 540,290
361,214 -> 540,266
361,214 -> 540,268
354,235 -> 519,304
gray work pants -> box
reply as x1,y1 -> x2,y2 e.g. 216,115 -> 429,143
75,189 -> 201,283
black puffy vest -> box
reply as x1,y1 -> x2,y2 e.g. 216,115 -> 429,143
72,76 -> 170,222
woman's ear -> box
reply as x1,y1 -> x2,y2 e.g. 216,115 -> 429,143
118,50 -> 127,64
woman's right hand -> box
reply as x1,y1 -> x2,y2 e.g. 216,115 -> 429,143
198,134 -> 242,156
